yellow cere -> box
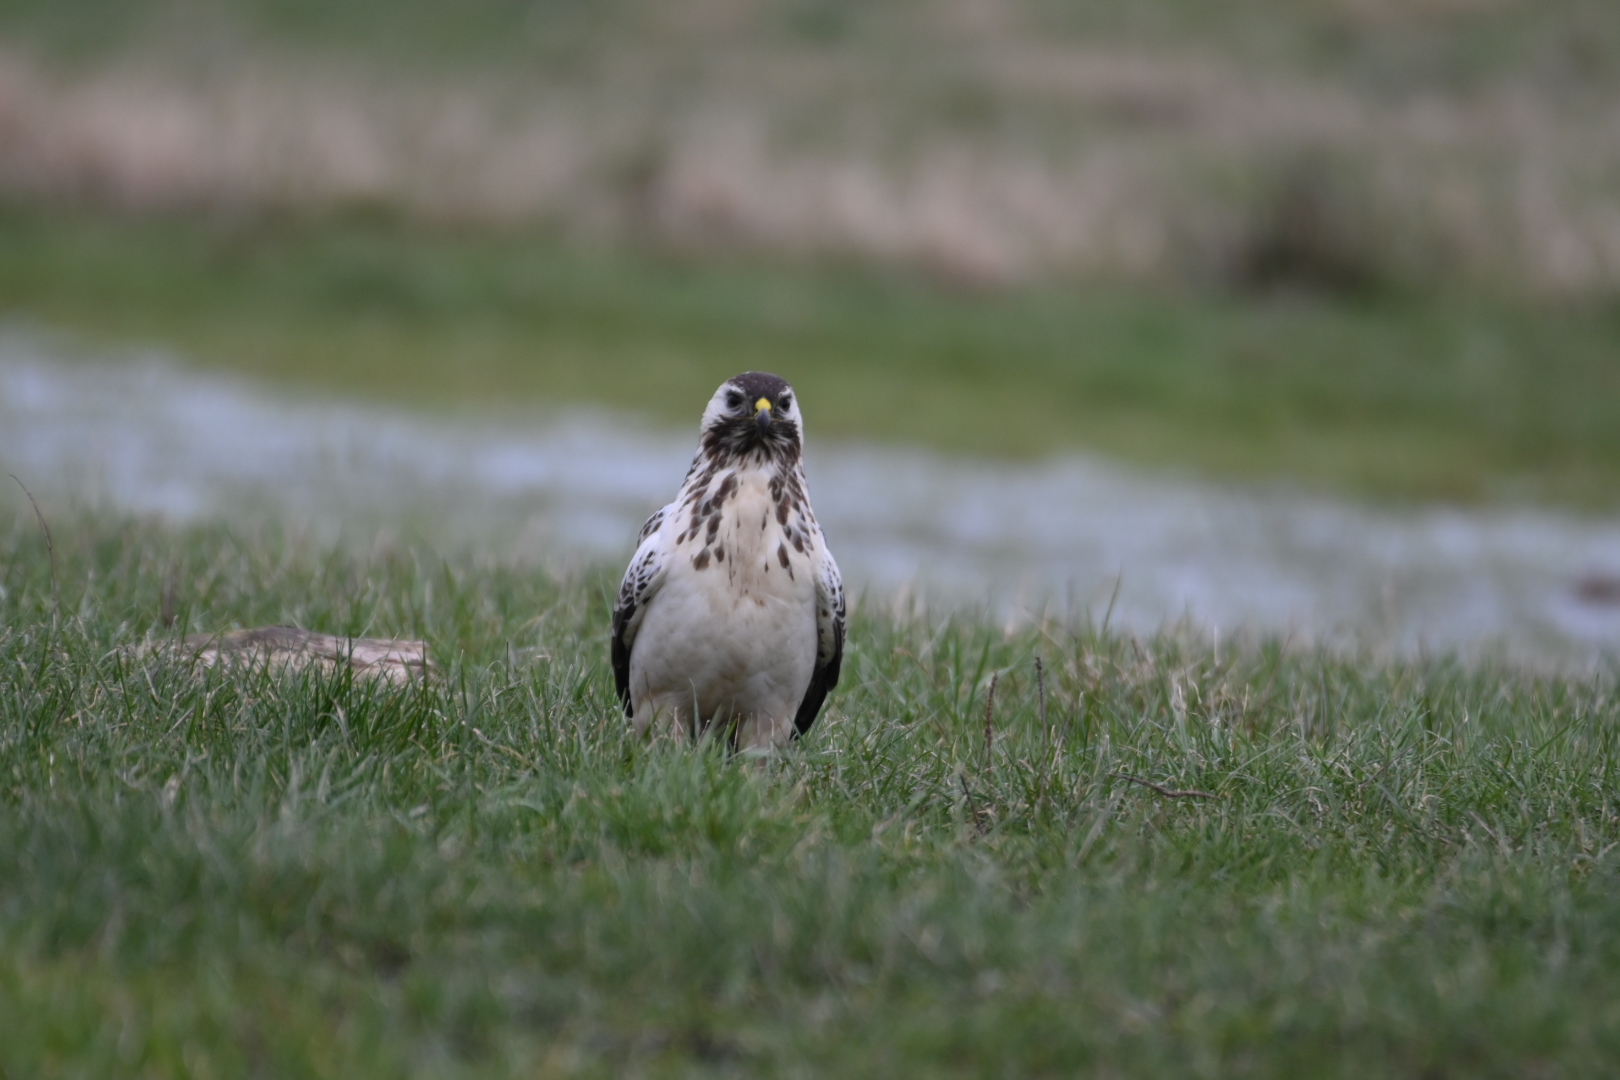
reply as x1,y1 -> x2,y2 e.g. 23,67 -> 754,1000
755,398 -> 772,412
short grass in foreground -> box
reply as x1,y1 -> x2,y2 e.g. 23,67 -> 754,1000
4,514 -> 1620,1077
6,211 -> 1620,507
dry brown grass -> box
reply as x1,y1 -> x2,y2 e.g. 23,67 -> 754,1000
2,16 -> 1618,295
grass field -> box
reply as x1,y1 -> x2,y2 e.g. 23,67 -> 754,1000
5,4 -> 1620,1073
4,512 -> 1620,1077
7,0 -> 1611,67
6,211 -> 1620,508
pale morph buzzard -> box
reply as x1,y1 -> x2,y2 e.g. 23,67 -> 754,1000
611,372 -> 846,750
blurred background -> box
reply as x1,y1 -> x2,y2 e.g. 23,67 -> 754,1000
1,0 -> 1619,662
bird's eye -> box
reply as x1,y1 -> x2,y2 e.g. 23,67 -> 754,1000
778,394 -> 792,410
726,391 -> 744,409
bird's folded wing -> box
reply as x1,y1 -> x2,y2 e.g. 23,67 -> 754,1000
611,504 -> 673,714
794,544 -> 846,736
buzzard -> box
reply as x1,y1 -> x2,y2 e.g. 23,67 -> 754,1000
611,372 -> 846,750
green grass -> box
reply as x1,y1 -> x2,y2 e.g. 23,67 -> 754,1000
5,210 -> 1620,506
3,0 -> 1618,89
4,512 -> 1620,1077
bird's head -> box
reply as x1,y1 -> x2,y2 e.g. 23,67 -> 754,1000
698,372 -> 803,463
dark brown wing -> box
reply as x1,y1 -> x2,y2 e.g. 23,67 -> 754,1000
611,506 -> 670,716
793,554 -> 846,737
611,603 -> 634,715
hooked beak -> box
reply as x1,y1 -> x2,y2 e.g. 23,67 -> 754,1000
754,397 -> 772,434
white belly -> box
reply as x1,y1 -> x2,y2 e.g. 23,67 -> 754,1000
629,477 -> 818,743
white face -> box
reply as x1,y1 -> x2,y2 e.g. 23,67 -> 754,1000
698,377 -> 805,445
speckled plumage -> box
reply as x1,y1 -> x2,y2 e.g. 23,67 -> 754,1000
611,372 -> 845,750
